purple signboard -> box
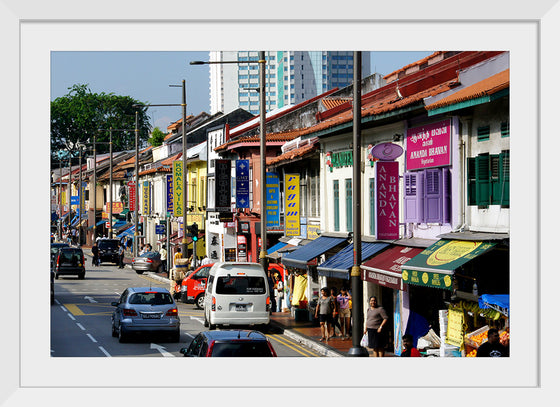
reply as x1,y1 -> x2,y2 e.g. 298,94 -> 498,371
406,119 -> 451,170
370,142 -> 404,161
376,161 -> 399,240
166,174 -> 173,216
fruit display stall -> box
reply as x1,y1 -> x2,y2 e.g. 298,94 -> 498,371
445,294 -> 509,357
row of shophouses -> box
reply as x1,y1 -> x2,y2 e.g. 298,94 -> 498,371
51,50 -> 510,355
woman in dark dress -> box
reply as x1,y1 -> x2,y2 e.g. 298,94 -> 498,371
364,296 -> 388,357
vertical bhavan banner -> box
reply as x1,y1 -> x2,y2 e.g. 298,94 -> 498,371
173,160 -> 183,217
284,174 -> 300,236
375,161 -> 399,239
266,172 -> 280,227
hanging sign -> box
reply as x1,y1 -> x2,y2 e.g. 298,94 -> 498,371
173,160 -> 183,217
406,119 -> 451,170
127,181 -> 136,211
142,181 -> 150,216
375,161 -> 399,240
166,174 -> 173,216
266,172 -> 280,227
284,174 -> 300,236
446,308 -> 465,348
236,159 -> 250,208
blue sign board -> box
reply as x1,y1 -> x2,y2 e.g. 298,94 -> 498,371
266,172 -> 280,227
71,196 -> 79,205
166,174 -> 173,216
236,159 -> 250,208
155,224 -> 166,235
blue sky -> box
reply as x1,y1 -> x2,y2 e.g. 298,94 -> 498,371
51,51 -> 433,131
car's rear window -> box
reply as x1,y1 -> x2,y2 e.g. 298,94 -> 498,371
129,292 -> 173,305
59,250 -> 83,264
215,276 -> 266,295
211,341 -> 273,357
98,240 -> 119,249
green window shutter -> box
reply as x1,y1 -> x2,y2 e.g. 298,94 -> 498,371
475,154 -> 490,206
499,150 -> 510,206
333,180 -> 340,231
490,154 -> 501,204
501,121 -> 510,138
477,125 -> 490,142
345,179 -> 352,232
467,157 -> 477,205
369,178 -> 375,235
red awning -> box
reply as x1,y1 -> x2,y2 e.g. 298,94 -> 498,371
361,245 -> 424,290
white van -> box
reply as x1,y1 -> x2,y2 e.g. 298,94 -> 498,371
203,262 -> 270,330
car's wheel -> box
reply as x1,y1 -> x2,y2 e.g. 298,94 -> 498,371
135,270 -> 144,274
208,317 -> 216,331
111,321 -> 118,337
157,264 -> 163,274
195,294 -> 205,310
203,313 -> 209,328
78,273 -> 85,279
171,330 -> 180,342
118,325 -> 128,343
54,273 -> 59,280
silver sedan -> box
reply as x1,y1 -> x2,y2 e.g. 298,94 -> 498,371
131,251 -> 162,274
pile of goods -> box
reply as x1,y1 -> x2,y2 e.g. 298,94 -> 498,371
454,300 -> 502,320
465,327 -> 510,357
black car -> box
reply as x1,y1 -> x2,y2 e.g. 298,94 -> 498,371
180,330 -> 277,357
98,238 -> 120,265
50,242 -> 69,269
54,247 -> 86,279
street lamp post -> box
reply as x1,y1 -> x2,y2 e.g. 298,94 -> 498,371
348,51 -> 369,357
190,52 -> 268,270
93,133 -> 97,242
134,92 -> 191,262
109,128 -> 113,238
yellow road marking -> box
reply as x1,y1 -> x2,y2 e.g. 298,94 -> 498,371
64,304 -> 85,316
267,334 -> 318,357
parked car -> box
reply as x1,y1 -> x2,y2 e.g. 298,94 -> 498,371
50,242 -> 69,268
132,251 -> 162,274
111,287 -> 180,343
53,247 -> 85,279
180,330 -> 277,357
203,262 -> 270,331
98,238 -> 120,265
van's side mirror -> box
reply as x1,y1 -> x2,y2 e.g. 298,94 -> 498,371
111,302 -> 118,306
180,348 -> 191,356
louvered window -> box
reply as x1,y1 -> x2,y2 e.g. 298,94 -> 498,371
477,125 -> 490,141
501,121 -> 509,137
403,168 -> 450,224
467,150 -> 509,207
333,180 -> 340,231
369,178 -> 376,235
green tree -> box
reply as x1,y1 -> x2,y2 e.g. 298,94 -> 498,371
148,127 -> 166,147
50,84 -> 152,164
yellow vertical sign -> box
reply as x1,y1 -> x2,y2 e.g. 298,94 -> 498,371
173,161 -> 183,217
285,174 -> 300,236
142,182 -> 150,216
446,308 -> 465,348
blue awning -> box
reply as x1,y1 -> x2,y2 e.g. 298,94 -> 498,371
267,241 -> 287,255
317,242 -> 390,279
281,236 -> 347,270
112,220 -> 127,230
117,225 -> 135,238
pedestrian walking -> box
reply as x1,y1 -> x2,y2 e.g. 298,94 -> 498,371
159,243 -> 168,276
91,241 -> 99,267
275,275 -> 284,313
336,287 -> 352,339
173,247 -> 182,267
364,296 -> 389,357
118,243 -> 125,269
329,287 -> 342,338
200,255 -> 211,265
315,287 -> 334,342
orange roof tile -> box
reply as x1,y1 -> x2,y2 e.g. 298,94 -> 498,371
321,97 -> 352,110
426,69 -> 509,111
215,129 -> 303,152
267,142 -> 319,166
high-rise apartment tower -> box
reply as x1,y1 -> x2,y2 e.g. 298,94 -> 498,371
209,51 -> 371,115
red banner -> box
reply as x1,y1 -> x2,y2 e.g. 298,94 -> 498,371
127,181 -> 136,211
376,161 -> 399,240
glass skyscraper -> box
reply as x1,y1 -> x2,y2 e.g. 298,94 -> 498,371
209,51 -> 371,115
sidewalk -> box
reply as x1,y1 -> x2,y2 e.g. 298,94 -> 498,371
81,246 -> 391,357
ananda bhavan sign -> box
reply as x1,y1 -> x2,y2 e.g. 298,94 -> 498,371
406,119 -> 451,170
376,161 -> 399,240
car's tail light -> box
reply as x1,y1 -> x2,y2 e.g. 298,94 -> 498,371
166,308 -> 178,317
267,342 -> 277,357
266,296 -> 270,312
56,255 -> 60,267
207,341 -> 215,356
146,259 -> 153,263
211,296 -> 216,311
122,308 -> 138,317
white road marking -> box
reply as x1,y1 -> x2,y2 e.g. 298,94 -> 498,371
190,316 -> 205,325
59,305 -> 67,312
98,346 -> 111,357
76,323 -> 86,330
67,313 -> 75,321
150,343 -> 174,357
86,334 -> 97,343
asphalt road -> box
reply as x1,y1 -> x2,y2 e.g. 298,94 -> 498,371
50,261 -> 323,357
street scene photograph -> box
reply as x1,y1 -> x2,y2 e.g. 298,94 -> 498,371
50,49 -> 511,361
